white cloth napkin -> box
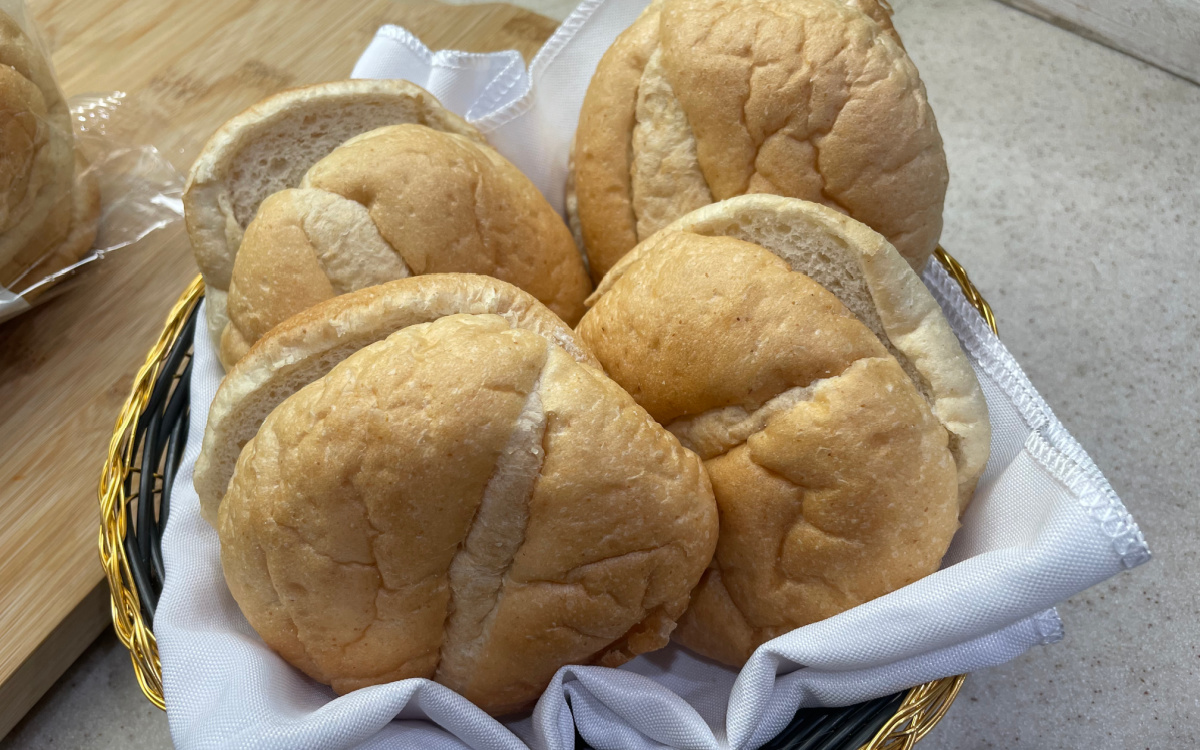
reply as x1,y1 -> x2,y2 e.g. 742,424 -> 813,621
156,1 -> 1150,747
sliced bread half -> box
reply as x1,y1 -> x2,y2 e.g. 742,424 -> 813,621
184,79 -> 486,349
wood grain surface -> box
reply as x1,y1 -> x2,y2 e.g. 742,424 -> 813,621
0,0 -> 557,736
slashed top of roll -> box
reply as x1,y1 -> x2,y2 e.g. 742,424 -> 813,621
216,123 -> 591,368
570,0 -> 947,281
590,195 -> 989,508
195,273 -> 596,527
183,79 -> 485,346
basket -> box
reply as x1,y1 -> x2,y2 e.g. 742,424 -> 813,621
98,248 -> 995,749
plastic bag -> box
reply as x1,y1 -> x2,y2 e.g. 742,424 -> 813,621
0,0 -> 183,323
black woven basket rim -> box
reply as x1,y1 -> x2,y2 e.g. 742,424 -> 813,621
121,290 -> 926,750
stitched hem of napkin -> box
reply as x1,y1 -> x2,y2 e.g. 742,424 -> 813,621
372,24 -> 520,71
468,54 -> 530,123
1032,608 -> 1065,644
923,262 -> 1151,569
359,25 -> 529,126
473,0 -> 608,131
1024,430 -> 1149,567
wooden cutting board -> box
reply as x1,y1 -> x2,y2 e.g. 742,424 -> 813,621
0,0 -> 558,736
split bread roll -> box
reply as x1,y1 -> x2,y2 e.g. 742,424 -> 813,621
200,274 -> 718,714
184,79 -> 489,354
569,0 -> 947,282
0,11 -> 98,297
577,196 -> 990,666
216,123 -> 591,369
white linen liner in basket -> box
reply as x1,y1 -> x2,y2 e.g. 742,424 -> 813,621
155,1 -> 1150,748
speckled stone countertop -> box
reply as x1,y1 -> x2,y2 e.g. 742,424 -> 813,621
2,0 -> 1195,747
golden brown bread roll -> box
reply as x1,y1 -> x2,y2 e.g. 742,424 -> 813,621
0,11 -> 98,297
568,0 -> 947,282
216,123 -> 591,369
184,79 -> 489,353
202,274 -> 718,714
577,196 -> 989,666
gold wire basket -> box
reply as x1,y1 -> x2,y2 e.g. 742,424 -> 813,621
98,249 -> 995,748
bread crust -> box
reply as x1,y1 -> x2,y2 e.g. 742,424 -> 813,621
571,6 -> 662,283
0,11 -> 95,295
209,274 -> 718,714
12,147 -> 100,302
592,195 -> 989,507
569,0 -> 947,280
183,79 -> 486,350
197,273 -> 599,527
217,124 -> 591,368
577,196 -> 989,665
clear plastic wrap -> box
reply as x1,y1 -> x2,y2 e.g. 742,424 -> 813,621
0,1 -> 184,323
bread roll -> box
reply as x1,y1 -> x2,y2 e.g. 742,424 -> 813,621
216,123 -> 590,368
184,80 -> 487,351
577,196 -> 989,665
14,147 -> 100,300
203,274 -> 718,714
569,0 -> 947,282
0,11 -> 98,297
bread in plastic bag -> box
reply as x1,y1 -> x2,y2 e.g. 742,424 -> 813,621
0,0 -> 183,323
